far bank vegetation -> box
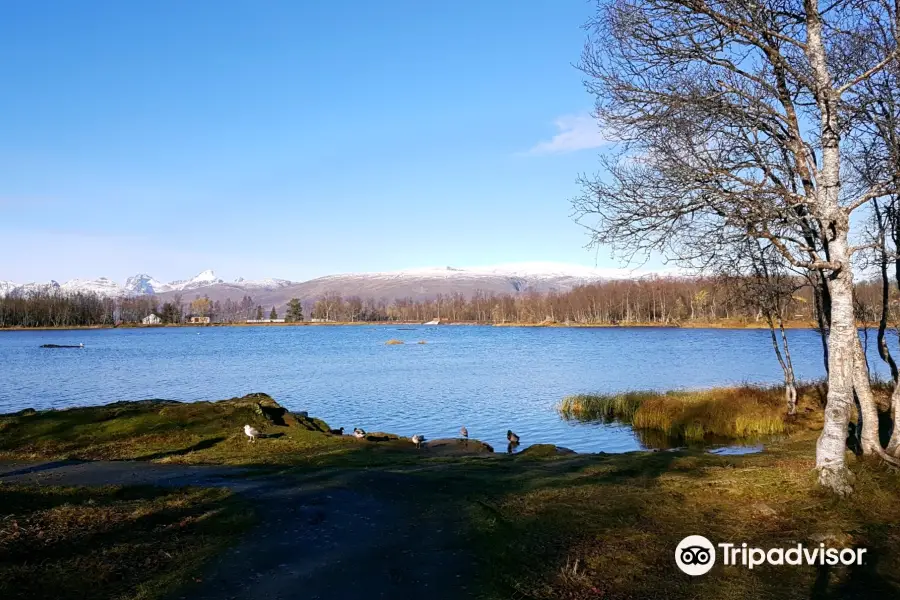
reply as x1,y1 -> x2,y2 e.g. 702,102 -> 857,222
2,275 -> 897,329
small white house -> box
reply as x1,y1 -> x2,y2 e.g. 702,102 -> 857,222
142,314 -> 162,325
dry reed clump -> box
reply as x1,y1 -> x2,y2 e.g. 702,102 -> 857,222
558,386 -> 787,439
385,339 -> 405,345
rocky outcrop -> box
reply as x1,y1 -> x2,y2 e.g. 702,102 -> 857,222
517,444 -> 577,457
423,438 -> 494,455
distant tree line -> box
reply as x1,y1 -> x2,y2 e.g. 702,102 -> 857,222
308,276 -> 826,324
4,275 -> 893,329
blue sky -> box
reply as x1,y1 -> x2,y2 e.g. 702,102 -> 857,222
0,0 -> 647,284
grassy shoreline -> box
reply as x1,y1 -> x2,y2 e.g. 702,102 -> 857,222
0,319 -> 822,331
3,389 -> 900,598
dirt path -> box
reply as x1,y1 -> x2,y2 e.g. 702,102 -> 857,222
0,460 -> 476,600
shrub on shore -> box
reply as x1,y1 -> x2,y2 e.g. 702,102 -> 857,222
559,386 -> 788,439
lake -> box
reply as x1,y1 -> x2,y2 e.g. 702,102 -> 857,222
0,325 -> 890,453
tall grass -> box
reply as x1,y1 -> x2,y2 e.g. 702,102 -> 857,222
559,386 -> 788,440
558,392 -> 653,423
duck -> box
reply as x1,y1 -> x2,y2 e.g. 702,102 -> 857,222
460,426 -> 468,439
353,427 -> 367,439
507,430 -> 520,444
244,424 -> 260,443
329,427 -> 345,435
411,434 -> 426,449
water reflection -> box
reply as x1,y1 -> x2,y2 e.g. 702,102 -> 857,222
631,426 -> 772,453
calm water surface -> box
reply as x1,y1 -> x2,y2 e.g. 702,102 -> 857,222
0,326 -> 888,453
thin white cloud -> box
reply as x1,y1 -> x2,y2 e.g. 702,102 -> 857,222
526,114 -> 608,155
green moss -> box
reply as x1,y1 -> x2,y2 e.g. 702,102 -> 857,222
0,395 -> 475,468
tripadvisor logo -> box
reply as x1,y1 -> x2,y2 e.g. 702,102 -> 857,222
675,536 -> 867,575
675,535 -> 716,575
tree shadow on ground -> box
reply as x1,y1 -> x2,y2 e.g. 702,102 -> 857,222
811,548 -> 899,600
133,436 -> 226,461
0,484 -> 251,600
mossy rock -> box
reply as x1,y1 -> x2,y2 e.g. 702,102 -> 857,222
364,432 -> 403,442
517,444 -> 577,458
424,438 -> 495,455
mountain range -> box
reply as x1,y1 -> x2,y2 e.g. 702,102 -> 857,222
0,262 -> 673,307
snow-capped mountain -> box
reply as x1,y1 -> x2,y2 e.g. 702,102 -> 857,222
123,270 -> 225,294
1,269 -> 285,299
2,263 -> 676,304
293,262 -> 671,301
232,277 -> 293,290
60,277 -> 126,298
124,274 -> 168,295
334,262 -> 663,282
2,270 -> 230,299
0,281 -> 18,298
166,269 -> 223,292
8,280 -> 62,296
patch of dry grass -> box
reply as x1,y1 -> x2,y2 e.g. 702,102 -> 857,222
559,385 -> 803,440
0,485 -> 254,600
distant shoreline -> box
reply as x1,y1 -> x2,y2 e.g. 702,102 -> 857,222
0,320 -> 822,332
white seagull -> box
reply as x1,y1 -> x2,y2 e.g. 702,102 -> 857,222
244,424 -> 260,443
353,428 -> 367,439
411,434 -> 426,449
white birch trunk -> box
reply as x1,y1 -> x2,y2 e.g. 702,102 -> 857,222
886,382 -> 900,456
806,1 -> 859,495
816,235 -> 857,495
852,337 -> 883,455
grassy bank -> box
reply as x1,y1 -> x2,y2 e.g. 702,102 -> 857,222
0,485 -> 253,600
451,430 -> 900,599
3,391 -> 900,598
557,385 -> 819,441
0,394 -> 491,468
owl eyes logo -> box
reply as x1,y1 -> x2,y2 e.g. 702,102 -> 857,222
680,546 -> 712,565
675,536 -> 716,575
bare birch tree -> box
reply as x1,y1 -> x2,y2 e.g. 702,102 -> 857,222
573,0 -> 900,493
723,238 -> 801,414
